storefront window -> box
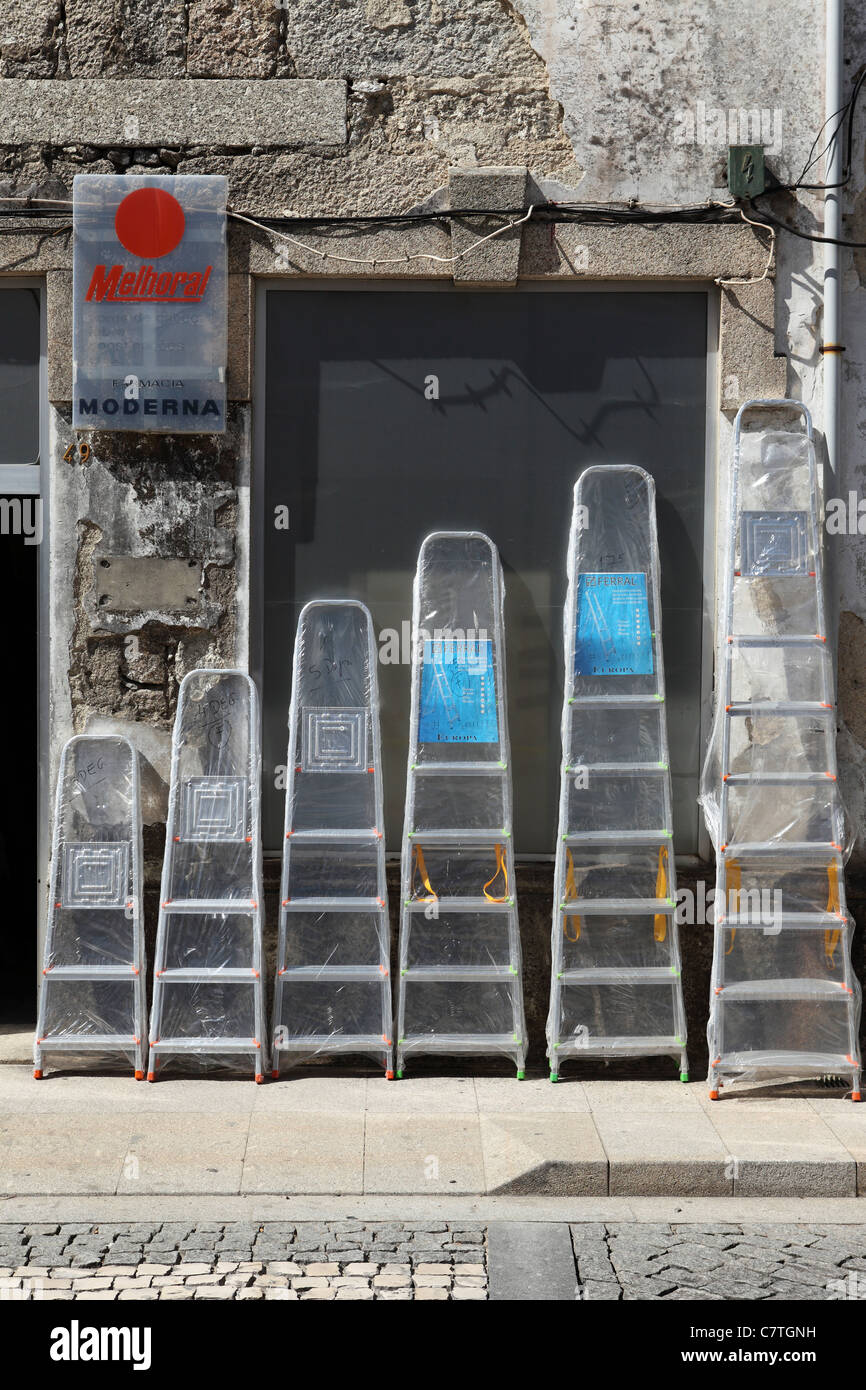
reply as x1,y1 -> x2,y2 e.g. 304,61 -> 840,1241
0,287 -> 40,467
260,287 -> 708,856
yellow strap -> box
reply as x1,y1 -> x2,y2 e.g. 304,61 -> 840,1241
724,859 -> 741,955
483,844 -> 509,903
654,845 -> 669,943
825,860 -> 842,965
411,844 -> 437,902
563,848 -> 580,941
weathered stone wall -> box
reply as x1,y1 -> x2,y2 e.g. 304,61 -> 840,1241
2,0 -> 865,1049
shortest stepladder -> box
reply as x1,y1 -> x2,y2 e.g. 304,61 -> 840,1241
148,669 -> 267,1081
36,734 -> 146,1079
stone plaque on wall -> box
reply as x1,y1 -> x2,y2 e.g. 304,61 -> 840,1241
73,174 -> 227,433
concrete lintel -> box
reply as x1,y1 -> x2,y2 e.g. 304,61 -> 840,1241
1,79 -> 347,147
449,165 -> 529,286
34,211 -> 784,411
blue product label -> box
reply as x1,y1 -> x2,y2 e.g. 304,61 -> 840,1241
575,572 -> 654,676
418,638 -> 499,743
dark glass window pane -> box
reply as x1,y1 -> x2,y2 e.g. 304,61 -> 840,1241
0,288 -> 40,465
262,289 -> 707,856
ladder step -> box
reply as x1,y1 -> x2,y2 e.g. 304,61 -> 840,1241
408,828 -> 510,843
160,899 -> 258,913
272,1034 -> 390,1053
286,828 -> 382,842
282,896 -> 385,912
569,695 -> 663,707
411,762 -> 506,776
569,762 -> 668,775
557,967 -> 680,985
399,1033 -> 522,1054
723,772 -> 836,786
41,965 -> 138,980
400,964 -> 517,983
278,965 -> 387,981
727,634 -> 826,647
554,1035 -> 683,1057
721,842 -> 843,858
726,701 -> 833,716
714,1050 -> 857,1074
35,1034 -> 139,1050
405,896 -> 513,912
715,979 -> 853,1001
561,897 -> 675,916
149,1038 -> 261,1053
155,968 -> 258,983
720,912 -> 847,928
562,830 -> 671,846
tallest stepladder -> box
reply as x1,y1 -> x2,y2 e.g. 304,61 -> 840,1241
396,532 -> 527,1077
702,401 -> 861,1100
546,467 -> 688,1081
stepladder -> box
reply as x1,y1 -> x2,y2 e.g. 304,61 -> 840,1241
148,669 -> 268,1081
35,735 -> 146,1079
702,400 -> 861,1100
396,531 -> 527,1078
546,466 -> 688,1081
272,600 -> 393,1078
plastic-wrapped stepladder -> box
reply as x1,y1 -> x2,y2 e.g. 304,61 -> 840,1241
272,600 -> 393,1077
396,532 -> 527,1078
546,467 -> 688,1081
35,735 -> 146,1079
701,400 -> 861,1100
148,669 -> 267,1081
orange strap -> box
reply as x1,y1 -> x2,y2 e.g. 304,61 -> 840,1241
825,860 -> 842,965
724,859 -> 740,955
411,844 -> 437,902
483,843 -> 509,903
654,845 -> 669,943
563,849 -> 580,941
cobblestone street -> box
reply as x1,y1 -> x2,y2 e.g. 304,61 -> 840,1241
2,1221 -> 866,1300
0,1222 -> 488,1301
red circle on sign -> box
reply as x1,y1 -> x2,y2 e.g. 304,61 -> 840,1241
114,187 -> 185,259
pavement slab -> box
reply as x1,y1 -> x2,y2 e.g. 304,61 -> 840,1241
1,1067 -> 866,1197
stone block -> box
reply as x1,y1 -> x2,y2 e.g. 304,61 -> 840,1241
449,165 -> 528,285
2,79 -> 347,147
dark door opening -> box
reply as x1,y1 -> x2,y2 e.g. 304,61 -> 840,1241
260,286 -> 709,858
0,524 -> 37,1021
0,284 -> 41,1024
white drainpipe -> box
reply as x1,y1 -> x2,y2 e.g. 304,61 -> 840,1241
824,0 -> 844,487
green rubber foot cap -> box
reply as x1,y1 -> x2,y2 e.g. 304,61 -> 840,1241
516,1069 -> 525,1080
549,1071 -> 558,1083
680,1071 -> 689,1083
396,1069 -> 403,1079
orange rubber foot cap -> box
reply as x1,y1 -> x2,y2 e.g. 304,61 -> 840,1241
386,1070 -> 394,1080
255,1074 -> 263,1084
33,1069 -> 42,1080
709,1089 -> 719,1101
853,1091 -> 862,1102
146,1072 -> 155,1082
134,1070 -> 143,1081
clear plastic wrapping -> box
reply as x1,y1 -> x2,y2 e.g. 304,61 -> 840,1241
272,600 -> 393,1074
148,669 -> 267,1079
396,532 -> 527,1074
35,735 -> 146,1078
701,404 -> 861,1097
546,467 -> 688,1077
